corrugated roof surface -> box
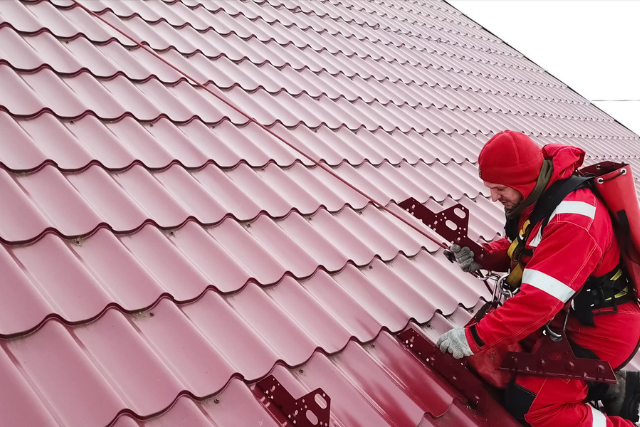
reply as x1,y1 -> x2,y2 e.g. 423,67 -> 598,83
1,0 -> 639,426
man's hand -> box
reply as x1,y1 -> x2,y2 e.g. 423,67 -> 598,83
450,244 -> 480,273
436,328 -> 474,359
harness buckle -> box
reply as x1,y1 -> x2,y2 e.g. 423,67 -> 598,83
480,272 -> 513,307
543,323 -> 563,342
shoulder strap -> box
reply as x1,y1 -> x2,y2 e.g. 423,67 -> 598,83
529,174 -> 593,233
505,175 -> 595,288
505,216 -> 520,241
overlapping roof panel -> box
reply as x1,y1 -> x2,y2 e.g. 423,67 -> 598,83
1,0 -> 639,426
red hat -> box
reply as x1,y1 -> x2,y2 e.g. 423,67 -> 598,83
478,131 -> 543,199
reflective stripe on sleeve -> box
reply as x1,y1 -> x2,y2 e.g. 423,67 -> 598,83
522,269 -> 575,302
529,200 -> 596,248
589,404 -> 607,427
554,201 -> 596,219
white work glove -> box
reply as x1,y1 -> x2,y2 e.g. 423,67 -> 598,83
436,327 -> 474,359
450,244 -> 480,273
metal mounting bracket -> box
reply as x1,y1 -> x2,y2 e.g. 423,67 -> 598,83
399,197 -> 486,261
256,375 -> 331,426
499,336 -> 617,383
398,326 -> 489,414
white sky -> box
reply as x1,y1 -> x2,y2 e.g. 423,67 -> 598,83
447,0 -> 640,137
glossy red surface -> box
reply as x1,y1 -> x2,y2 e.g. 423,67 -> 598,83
0,0 -> 638,426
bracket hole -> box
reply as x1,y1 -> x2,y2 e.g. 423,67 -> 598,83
315,393 -> 328,409
306,410 -> 319,425
453,207 -> 466,219
446,220 -> 458,231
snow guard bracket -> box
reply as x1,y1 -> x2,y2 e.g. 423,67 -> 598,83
256,375 -> 331,426
399,198 -> 486,262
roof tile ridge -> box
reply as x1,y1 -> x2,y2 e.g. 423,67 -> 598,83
102,312 -> 486,426
0,195 -> 427,246
156,0 -> 519,61
2,21 -> 128,47
1,243 -> 465,339
1,58 -> 184,84
335,1 -> 501,44
0,90 -> 241,126
4,16 -> 548,79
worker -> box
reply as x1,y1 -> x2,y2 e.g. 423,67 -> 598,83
437,130 -> 640,426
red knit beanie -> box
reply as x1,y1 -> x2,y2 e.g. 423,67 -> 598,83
478,131 -> 543,199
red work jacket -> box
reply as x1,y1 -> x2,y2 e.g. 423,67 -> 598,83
465,144 -> 622,353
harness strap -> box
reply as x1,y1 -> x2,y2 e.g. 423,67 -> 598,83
529,174 -> 593,236
504,175 -> 593,288
573,267 -> 632,326
502,174 -> 632,326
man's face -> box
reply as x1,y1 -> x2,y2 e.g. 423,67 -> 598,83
483,181 -> 523,210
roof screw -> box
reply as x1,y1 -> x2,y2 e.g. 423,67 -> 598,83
149,312 -> 154,317
299,369 -> 304,374
214,398 -> 220,404
368,265 -> 373,269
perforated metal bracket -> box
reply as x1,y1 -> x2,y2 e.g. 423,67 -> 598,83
499,337 -> 617,383
399,197 -> 486,261
256,375 -> 331,426
398,326 -> 489,414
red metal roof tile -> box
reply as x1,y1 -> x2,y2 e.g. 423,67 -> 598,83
134,298 -> 237,394
0,244 -> 56,334
76,310 -> 187,413
6,320 -> 127,426
1,0 -> 638,425
0,346 -> 59,426
181,291 -> 282,380
229,282 -> 322,364
0,169 -> 52,242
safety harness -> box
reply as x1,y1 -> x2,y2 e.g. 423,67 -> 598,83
503,174 -> 632,327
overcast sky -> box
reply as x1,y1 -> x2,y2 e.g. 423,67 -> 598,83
447,0 -> 640,137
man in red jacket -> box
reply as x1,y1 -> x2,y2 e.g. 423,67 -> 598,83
437,130 -> 640,426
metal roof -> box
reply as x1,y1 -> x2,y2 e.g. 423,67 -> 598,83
0,0 -> 639,426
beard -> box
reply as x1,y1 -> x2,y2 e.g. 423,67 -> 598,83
504,200 -> 520,214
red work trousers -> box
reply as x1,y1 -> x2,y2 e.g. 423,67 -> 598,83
512,302 -> 640,427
